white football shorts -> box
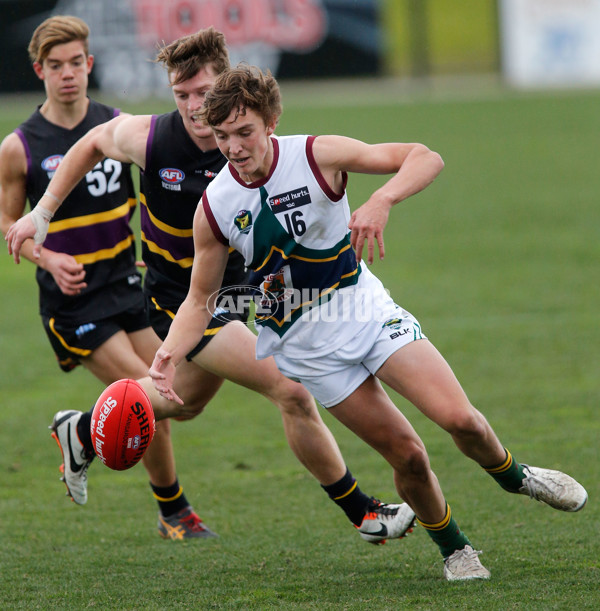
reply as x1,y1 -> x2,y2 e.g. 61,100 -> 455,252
273,306 -> 426,408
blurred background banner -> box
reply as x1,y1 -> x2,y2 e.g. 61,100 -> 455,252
0,0 -> 381,98
500,0 -> 600,88
3,0 -> 600,97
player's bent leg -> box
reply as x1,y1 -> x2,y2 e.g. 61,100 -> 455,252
329,377 -> 489,578
377,339 -> 587,512
328,375 -> 447,525
375,339 -> 507,467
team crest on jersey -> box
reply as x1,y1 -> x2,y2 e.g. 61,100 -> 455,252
269,186 -> 311,214
42,154 -> 63,178
159,167 -> 185,191
234,209 -> 253,233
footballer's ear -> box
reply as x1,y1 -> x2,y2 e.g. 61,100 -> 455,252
266,117 -> 277,136
86,54 -> 94,74
33,62 -> 45,80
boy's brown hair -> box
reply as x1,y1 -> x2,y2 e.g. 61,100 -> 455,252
155,27 -> 230,85
200,64 -> 282,128
28,15 -> 90,64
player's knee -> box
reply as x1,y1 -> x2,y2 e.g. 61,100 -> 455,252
172,396 -> 210,421
271,379 -> 317,419
448,407 -> 488,441
394,440 -> 430,480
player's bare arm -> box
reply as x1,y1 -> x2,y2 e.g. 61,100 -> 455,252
149,205 -> 229,403
312,135 -> 444,263
0,132 -> 44,266
0,133 -> 28,244
4,114 -> 151,260
108,114 -> 153,170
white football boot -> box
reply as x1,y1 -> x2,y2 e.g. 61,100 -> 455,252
357,499 -> 415,544
444,545 -> 491,581
50,410 -> 94,505
518,465 -> 587,512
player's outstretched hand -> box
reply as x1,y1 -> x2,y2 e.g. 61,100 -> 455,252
348,199 -> 391,264
5,205 -> 53,263
5,214 -> 36,263
149,348 -> 183,405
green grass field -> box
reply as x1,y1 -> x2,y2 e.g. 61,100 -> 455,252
1,81 -> 599,609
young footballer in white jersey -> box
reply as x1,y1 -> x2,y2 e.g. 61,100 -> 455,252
146,65 -> 587,580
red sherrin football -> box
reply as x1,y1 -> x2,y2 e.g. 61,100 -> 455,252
91,378 -> 155,471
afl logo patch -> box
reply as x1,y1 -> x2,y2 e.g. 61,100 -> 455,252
41,154 -> 63,171
159,168 -> 185,184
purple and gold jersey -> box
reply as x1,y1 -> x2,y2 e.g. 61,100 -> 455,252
16,99 -> 140,323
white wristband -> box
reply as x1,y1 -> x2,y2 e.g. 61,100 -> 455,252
30,204 -> 54,245
43,189 -> 62,206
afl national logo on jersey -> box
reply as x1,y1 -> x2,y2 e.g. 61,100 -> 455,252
159,167 -> 185,191
42,154 -> 64,178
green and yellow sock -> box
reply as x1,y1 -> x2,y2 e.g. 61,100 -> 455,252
151,479 -> 189,517
482,448 -> 526,493
417,503 -> 471,559
321,468 -> 371,526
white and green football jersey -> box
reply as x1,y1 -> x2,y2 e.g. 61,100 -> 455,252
203,134 -> 387,359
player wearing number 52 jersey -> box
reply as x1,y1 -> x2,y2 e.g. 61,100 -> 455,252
16,99 -> 142,352
0,15 -> 207,539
